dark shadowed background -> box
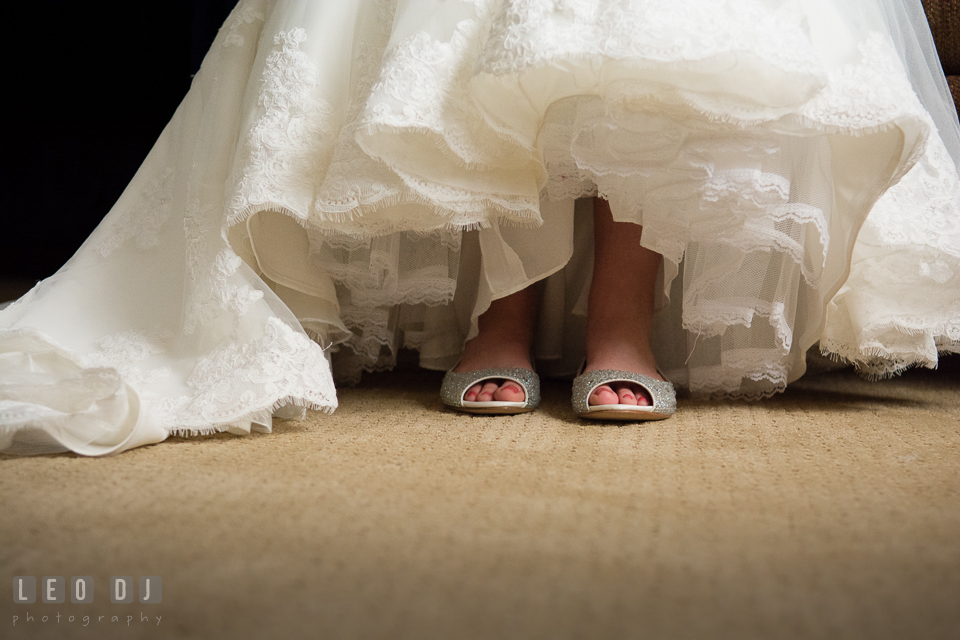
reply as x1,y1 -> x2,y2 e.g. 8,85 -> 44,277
3,2 -> 236,283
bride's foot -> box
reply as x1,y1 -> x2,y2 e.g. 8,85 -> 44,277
454,287 -> 537,403
455,342 -> 533,403
586,197 -> 665,408
584,345 -> 664,407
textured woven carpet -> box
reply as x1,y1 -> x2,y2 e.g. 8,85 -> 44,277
2,358 -> 959,640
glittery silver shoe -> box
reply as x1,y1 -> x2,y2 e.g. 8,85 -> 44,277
441,367 -> 540,415
572,369 -> 676,421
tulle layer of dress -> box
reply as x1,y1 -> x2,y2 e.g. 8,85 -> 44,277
2,0 -> 959,454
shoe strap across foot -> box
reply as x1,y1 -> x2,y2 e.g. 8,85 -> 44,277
572,369 -> 676,415
441,367 -> 540,410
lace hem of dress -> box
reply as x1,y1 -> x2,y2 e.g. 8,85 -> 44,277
0,318 -> 337,455
818,127 -> 960,380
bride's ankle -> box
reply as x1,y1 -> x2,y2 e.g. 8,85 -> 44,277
455,339 -> 534,372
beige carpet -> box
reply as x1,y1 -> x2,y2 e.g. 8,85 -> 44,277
2,358 -> 959,640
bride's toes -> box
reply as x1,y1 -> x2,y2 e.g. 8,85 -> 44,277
464,379 -> 526,403
616,384 -> 638,405
476,381 -> 501,402
589,384 -> 619,406
493,382 -> 525,403
635,386 -> 652,407
589,382 -> 654,406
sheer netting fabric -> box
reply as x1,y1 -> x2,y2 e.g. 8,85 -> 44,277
2,0 -> 958,454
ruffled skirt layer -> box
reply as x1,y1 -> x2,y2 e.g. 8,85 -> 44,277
2,0 -> 959,454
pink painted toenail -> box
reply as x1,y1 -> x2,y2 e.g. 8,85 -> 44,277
503,385 -> 520,393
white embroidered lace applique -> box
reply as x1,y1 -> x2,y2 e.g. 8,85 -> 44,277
96,168 -> 175,257
820,133 -> 960,376
227,28 -> 334,224
153,317 -> 336,432
82,327 -> 174,387
223,0 -> 268,48
183,198 -> 265,335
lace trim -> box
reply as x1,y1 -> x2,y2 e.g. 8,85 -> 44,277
153,317 -> 336,431
315,228 -> 462,253
227,28 -> 334,225
317,7 -> 544,230
669,358 -> 791,401
479,1 -> 822,79
864,138 -> 960,258
361,20 -> 530,168
800,34 -> 927,136
820,127 -> 960,379
683,300 -> 791,349
821,306 -> 960,379
81,327 -> 174,387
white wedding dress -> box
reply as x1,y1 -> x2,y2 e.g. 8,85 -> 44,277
2,0 -> 959,455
